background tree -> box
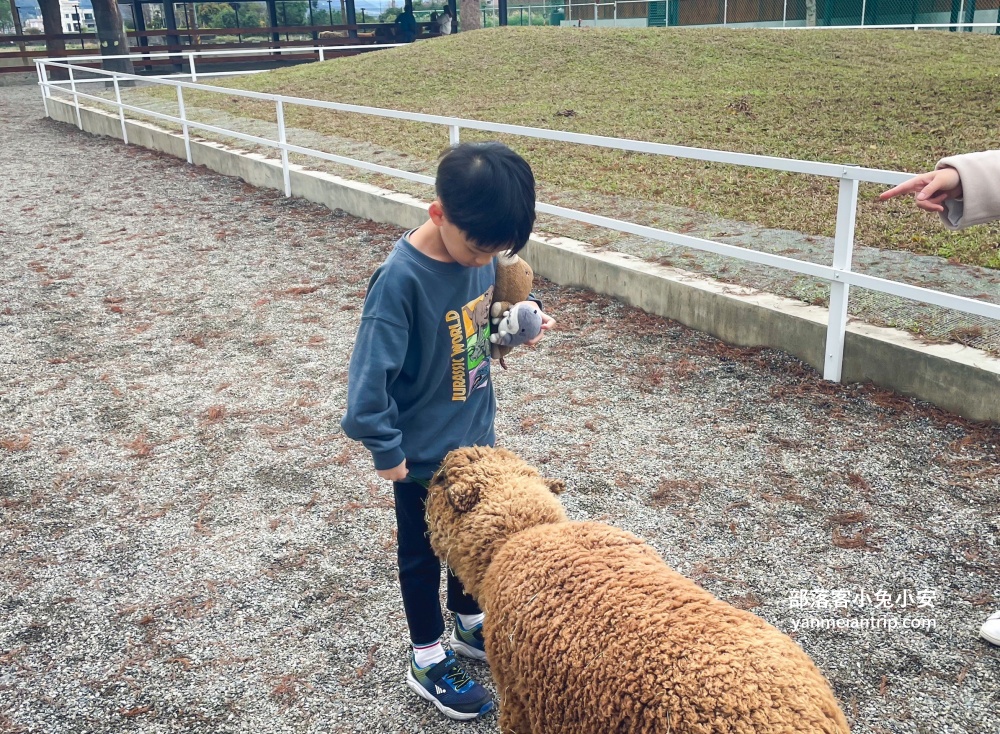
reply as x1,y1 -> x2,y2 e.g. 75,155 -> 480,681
3,0 -> 28,61
1,3 -> 13,33
91,0 -> 135,74
147,6 -> 164,28
274,0 -> 309,24
459,0 -> 479,30
244,2 -> 267,26
306,0 -> 344,25
196,2 -> 266,30
35,0 -> 68,79
311,7 -> 343,24
378,5 -> 401,21
197,2 -> 236,27
197,2 -> 233,26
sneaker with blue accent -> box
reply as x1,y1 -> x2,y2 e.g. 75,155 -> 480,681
449,616 -> 487,661
405,651 -> 493,720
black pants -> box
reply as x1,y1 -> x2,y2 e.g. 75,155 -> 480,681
393,480 -> 481,645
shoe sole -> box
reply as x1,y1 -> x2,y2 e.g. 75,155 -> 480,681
450,632 -> 488,661
980,628 -> 1000,646
405,668 -> 493,721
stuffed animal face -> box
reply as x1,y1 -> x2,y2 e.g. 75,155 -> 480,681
489,301 -> 543,347
491,254 -> 536,361
425,446 -> 567,600
494,253 -> 534,306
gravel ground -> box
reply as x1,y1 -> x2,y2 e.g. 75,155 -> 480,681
2,84 -> 1000,734
69,79 -> 1000,354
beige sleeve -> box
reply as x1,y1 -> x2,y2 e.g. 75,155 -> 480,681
935,150 -> 1000,230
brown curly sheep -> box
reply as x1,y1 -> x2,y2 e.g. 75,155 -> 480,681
425,446 -> 851,734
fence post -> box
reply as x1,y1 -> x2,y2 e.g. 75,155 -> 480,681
35,62 -> 50,117
277,99 -> 292,197
724,0 -> 728,24
189,52 -> 197,82
783,0 -> 788,26
40,62 -> 50,100
823,174 -> 859,383
68,64 -> 82,130
176,85 -> 193,164
113,75 -> 128,144
449,124 -> 460,146
319,47 -> 325,61
861,0 -> 867,25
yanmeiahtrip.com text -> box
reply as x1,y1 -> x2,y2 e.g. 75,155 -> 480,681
790,616 -> 937,632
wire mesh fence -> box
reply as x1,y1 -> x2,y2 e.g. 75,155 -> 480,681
676,0 -> 1000,27
495,0 -> 1000,27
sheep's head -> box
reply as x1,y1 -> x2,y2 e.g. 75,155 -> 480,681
425,446 -> 567,600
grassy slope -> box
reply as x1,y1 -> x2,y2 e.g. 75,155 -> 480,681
190,27 -> 1000,267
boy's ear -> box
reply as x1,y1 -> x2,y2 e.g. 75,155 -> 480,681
428,200 -> 445,226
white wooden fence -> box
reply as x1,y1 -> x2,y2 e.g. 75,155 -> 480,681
33,49 -> 1000,384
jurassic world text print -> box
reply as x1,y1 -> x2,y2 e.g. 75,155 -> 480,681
445,286 -> 493,401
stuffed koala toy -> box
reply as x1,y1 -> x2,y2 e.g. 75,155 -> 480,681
491,253 -> 543,362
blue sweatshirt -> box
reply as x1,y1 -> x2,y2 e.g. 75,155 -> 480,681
340,234 -> 496,480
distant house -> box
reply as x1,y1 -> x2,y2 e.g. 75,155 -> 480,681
59,1 -> 95,33
24,18 -> 47,31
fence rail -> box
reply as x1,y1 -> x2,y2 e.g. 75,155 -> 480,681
0,23 -> 409,73
43,43 -> 401,82
33,49 -> 1000,384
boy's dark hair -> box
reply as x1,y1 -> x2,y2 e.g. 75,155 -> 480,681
435,142 -> 536,254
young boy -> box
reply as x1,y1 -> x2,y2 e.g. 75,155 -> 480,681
340,142 -> 552,720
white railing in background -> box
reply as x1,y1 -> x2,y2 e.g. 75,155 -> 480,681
34,51 -> 1000,384
49,44 -> 402,84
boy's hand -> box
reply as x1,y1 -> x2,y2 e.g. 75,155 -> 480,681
377,460 -> 408,482
879,167 -> 963,213
524,312 -> 556,347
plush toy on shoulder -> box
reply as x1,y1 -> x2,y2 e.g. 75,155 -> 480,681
491,300 -> 543,346
490,253 -> 545,366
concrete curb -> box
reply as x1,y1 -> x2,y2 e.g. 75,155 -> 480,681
44,95 -> 1000,423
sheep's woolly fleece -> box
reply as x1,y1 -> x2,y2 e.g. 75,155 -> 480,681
1,85 -> 999,734
426,446 -> 850,734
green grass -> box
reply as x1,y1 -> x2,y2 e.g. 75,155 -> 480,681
182,27 -> 1000,268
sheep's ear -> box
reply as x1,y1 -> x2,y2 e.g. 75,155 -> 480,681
544,478 -> 566,495
446,480 -> 481,512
